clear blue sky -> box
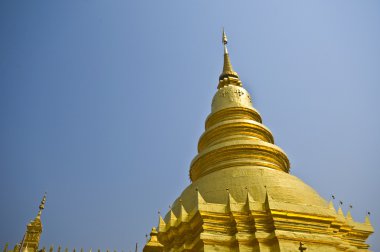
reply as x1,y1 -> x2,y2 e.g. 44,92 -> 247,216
1,1 -> 379,251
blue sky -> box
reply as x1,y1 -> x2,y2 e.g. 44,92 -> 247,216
1,1 -> 379,251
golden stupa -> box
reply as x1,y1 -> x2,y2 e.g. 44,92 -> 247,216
143,31 -> 374,252
15,194 -> 47,252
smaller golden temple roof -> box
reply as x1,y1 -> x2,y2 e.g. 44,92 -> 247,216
17,193 -> 47,252
143,227 -> 163,252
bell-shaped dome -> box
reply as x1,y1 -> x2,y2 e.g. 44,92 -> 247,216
211,85 -> 254,113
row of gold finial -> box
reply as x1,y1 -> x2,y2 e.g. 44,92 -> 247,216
156,189 -> 373,231
2,244 -> 134,252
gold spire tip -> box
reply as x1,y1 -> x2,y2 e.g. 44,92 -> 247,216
39,193 -> 46,210
219,29 -> 239,82
222,28 -> 228,45
222,29 -> 228,54
37,193 -> 47,218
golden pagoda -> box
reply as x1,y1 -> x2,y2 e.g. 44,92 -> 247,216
17,194 -> 47,252
143,31 -> 374,252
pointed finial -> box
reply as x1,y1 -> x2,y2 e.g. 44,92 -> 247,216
226,189 -> 237,205
158,213 -> 166,232
365,211 -> 372,225
328,200 -> 335,210
196,189 -> 206,206
179,200 -> 188,222
245,189 -> 254,210
222,28 -> 228,53
346,210 -> 353,220
337,205 -> 345,217
168,208 -> 177,227
219,29 -> 239,83
37,193 -> 47,218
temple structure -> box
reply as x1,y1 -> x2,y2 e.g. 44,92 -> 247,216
15,194 -> 47,252
143,31 -> 374,252
4,31 -> 375,252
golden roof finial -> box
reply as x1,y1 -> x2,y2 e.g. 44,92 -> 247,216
219,29 -> 240,85
37,193 -> 47,219
222,28 -> 228,54
365,211 -> 372,225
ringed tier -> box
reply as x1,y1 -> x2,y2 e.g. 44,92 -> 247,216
190,84 -> 290,182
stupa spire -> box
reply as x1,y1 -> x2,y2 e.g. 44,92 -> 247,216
18,193 -> 47,252
36,193 -> 47,219
219,29 -> 240,86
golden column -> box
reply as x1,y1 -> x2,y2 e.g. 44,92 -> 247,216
143,31 -> 373,252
